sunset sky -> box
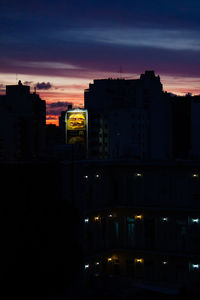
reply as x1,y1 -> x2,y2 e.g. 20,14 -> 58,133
1,0 -> 200,125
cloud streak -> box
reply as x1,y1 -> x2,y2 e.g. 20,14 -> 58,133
60,27 -> 200,51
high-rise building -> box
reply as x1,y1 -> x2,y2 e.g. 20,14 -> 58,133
67,159 -> 200,297
0,80 -> 46,160
85,71 -> 171,160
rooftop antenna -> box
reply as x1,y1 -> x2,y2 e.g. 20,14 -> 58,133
119,65 -> 123,79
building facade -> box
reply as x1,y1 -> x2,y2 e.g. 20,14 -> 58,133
65,159 -> 200,296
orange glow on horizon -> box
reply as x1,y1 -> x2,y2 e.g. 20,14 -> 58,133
1,72 -> 200,126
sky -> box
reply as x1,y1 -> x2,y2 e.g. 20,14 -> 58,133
1,0 -> 200,125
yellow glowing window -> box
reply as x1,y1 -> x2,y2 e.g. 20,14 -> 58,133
94,216 -> 100,221
107,257 -> 112,262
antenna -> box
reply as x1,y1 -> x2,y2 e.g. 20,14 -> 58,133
119,66 -> 123,79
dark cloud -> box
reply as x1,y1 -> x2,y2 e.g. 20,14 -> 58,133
35,82 -> 52,90
23,81 -> 32,85
47,101 -> 72,108
1,0 -> 200,93
46,101 -> 72,117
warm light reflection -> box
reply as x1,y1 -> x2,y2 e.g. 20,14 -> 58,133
2,72 -> 200,127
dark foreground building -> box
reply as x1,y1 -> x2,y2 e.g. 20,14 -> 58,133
0,161 -> 82,299
65,159 -> 200,298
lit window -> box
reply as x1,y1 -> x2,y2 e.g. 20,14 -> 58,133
84,264 -> 89,269
107,258 -> 112,262
84,218 -> 89,223
95,262 -> 100,265
94,216 -> 100,221
108,214 -> 113,218
162,261 -> 168,265
84,175 -> 88,179
95,174 -> 100,178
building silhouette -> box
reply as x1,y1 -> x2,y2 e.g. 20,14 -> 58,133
2,72 -> 200,298
84,71 -> 200,161
0,80 -> 46,160
85,71 -> 171,160
63,71 -> 200,297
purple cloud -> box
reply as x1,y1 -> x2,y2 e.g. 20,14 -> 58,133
35,82 -> 52,90
46,101 -> 72,117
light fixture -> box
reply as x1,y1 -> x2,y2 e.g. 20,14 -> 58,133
95,174 -> 100,178
84,218 -> 89,223
135,173 -> 143,177
84,264 -> 89,269
135,258 -> 143,263
94,216 -> 100,221
191,218 -> 199,223
135,215 -> 143,220
107,258 -> 112,262
84,175 -> 88,179
192,173 -> 199,178
162,261 -> 168,265
161,217 -> 168,222
108,214 -> 113,218
95,262 -> 100,265
192,264 -> 200,269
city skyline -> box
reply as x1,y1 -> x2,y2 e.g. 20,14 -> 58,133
1,0 -> 200,125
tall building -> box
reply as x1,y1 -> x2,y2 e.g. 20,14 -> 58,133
0,80 -> 46,160
67,159 -> 200,297
190,96 -> 200,159
85,71 -> 171,160
63,71 -> 200,297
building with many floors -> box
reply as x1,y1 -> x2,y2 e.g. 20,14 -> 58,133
63,159 -> 200,296
0,80 -> 46,160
